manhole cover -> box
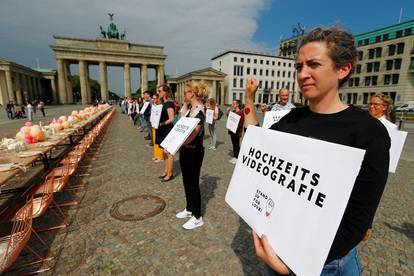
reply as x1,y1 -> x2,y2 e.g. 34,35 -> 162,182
110,194 -> 166,221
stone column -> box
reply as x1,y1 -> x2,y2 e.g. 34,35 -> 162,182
50,78 -> 58,104
5,70 -> 15,103
15,73 -> 23,105
65,62 -> 74,104
123,63 -> 131,98
85,63 -> 91,103
99,61 -> 108,101
57,59 -> 67,104
79,60 -> 89,105
212,80 -> 217,101
157,65 -> 164,86
220,81 -> 225,105
140,64 -> 148,94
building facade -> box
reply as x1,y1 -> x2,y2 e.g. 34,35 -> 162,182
0,60 -> 57,106
211,50 -> 299,105
167,67 -> 226,105
341,19 -> 414,106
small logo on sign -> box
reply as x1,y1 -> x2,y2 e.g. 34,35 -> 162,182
265,198 -> 274,218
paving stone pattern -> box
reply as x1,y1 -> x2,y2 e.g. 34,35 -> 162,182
6,107 -> 413,275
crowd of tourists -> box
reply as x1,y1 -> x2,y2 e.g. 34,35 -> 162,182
117,26 -> 395,276
2,100 -> 46,120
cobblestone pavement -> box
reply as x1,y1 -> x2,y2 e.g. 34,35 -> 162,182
5,108 -> 413,275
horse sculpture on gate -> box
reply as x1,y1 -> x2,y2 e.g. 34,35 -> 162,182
99,13 -> 126,40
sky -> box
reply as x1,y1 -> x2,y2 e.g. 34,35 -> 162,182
0,0 -> 413,96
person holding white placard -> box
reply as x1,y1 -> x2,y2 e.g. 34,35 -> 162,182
368,93 -> 398,131
206,98 -> 219,150
244,27 -> 390,275
175,81 -> 207,230
157,85 -> 175,182
228,100 -> 244,164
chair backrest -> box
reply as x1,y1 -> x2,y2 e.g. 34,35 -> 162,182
1,197 -> 33,272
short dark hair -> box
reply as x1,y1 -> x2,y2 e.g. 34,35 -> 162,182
298,27 -> 357,87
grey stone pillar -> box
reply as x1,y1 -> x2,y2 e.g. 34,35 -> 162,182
212,80 -> 217,101
79,60 -> 89,105
140,64 -> 148,95
50,78 -> 58,104
65,62 -> 73,103
157,65 -> 164,86
124,63 -> 131,97
57,59 -> 67,104
99,61 -> 108,101
5,70 -> 15,103
85,63 -> 91,103
220,81 -> 225,105
36,78 -> 42,100
15,73 -> 23,105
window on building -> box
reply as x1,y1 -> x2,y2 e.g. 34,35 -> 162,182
292,82 -> 295,91
388,45 -> 396,56
259,69 -> 263,76
386,60 -> 393,70
357,40 -> 363,46
259,80 -> 262,88
372,76 -> 378,86
410,57 -> 414,70
365,76 -> 371,86
266,60 -> 269,65
354,77 -> 360,86
253,68 -> 257,75
286,82 -> 290,89
375,47 -> 382,58
247,58 -> 251,63
270,95 -> 273,102
375,36 -> 381,43
282,71 -> 285,77
384,74 -> 391,85
383,34 -> 389,41
271,70 -> 274,77
271,81 -> 274,89
265,69 -> 269,76
396,30 -> 403,38
392,74 -> 399,84
282,81 -> 285,88
397,43 -> 404,54
394,58 -> 402,70
260,60 -> 263,64
364,38 -> 369,45
368,49 -> 375,59
272,61 -> 275,66
283,62 -> 286,67
233,93 -> 237,100
363,93 -> 369,104
240,66 -> 244,76
240,93 -> 243,102
233,78 -> 237,88
356,64 -> 362,73
348,78 -> 354,87
390,92 -> 396,102
259,94 -> 262,103
367,63 -> 373,73
254,59 -> 257,64
265,81 -> 268,89
278,61 -> 281,66
357,51 -> 363,60
219,61 -> 221,66
293,71 -> 296,78
405,28 -> 412,36
240,78 -> 243,88
277,71 -> 280,77
374,62 -> 380,72
234,57 -> 237,62
276,81 -> 280,89
233,66 -> 237,75
242,58 -> 245,62
247,67 -> 250,75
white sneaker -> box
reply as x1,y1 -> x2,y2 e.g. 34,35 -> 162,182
228,157 -> 237,164
175,209 -> 192,219
182,216 -> 203,230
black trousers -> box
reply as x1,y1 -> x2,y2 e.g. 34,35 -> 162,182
230,133 -> 240,158
179,145 -> 204,219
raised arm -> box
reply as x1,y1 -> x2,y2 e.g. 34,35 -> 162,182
244,76 -> 259,127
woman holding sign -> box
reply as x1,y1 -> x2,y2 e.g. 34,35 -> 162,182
157,85 -> 175,182
244,27 -> 390,275
206,98 -> 219,150
228,100 -> 244,164
175,81 -> 208,230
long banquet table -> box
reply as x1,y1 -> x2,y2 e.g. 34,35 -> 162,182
0,105 -> 113,221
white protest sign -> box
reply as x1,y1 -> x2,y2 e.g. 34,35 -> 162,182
160,117 -> 200,155
150,104 -> 163,129
226,111 -> 241,134
225,126 -> 365,276
140,101 -> 150,114
388,129 -> 407,173
206,109 -> 214,124
262,110 -> 291,129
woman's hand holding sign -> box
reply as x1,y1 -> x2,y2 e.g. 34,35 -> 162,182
252,230 -> 291,274
244,76 -> 260,127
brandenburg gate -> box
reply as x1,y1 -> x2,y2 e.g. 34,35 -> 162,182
50,36 -> 166,104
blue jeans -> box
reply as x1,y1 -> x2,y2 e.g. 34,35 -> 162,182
266,248 -> 362,276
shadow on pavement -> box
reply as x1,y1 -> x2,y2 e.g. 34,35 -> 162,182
384,222 -> 414,243
199,174 -> 219,215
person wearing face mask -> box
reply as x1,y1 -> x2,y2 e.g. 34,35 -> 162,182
243,27 -> 390,276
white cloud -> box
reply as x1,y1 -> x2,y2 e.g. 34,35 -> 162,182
0,0 -> 270,93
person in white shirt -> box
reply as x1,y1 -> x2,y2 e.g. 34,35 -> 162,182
368,93 -> 397,131
261,88 -> 295,113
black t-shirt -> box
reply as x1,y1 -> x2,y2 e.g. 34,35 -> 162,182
270,106 -> 390,263
160,101 -> 175,126
185,107 -> 205,147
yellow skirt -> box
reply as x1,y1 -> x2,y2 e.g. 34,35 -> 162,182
153,128 -> 164,160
